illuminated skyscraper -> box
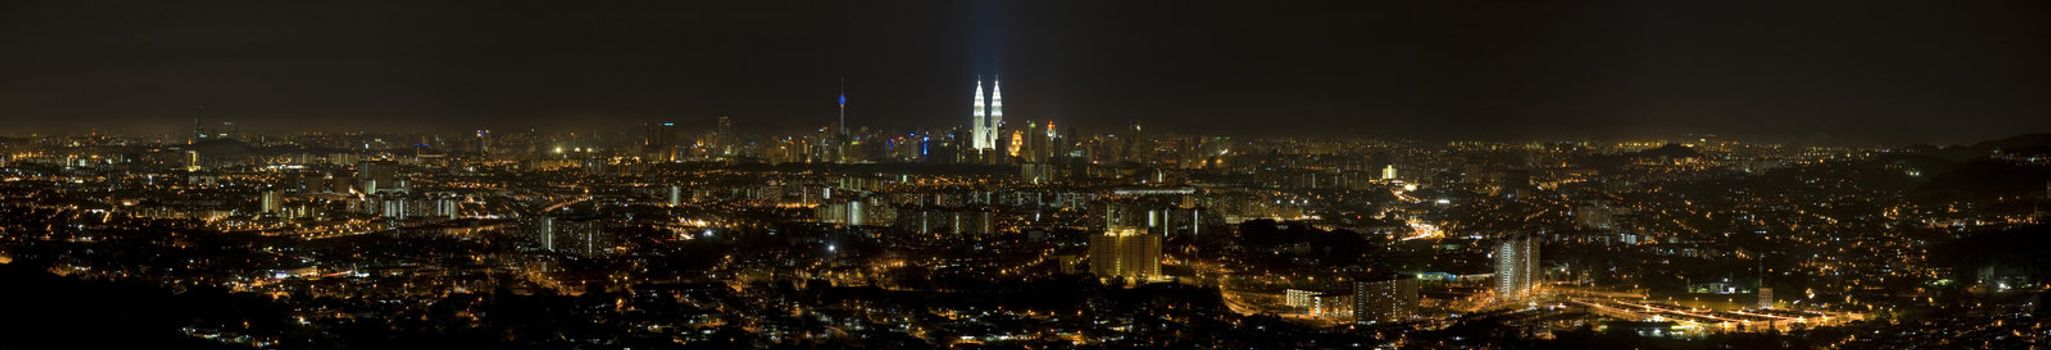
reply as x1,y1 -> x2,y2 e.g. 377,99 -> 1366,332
970,77 -> 1005,153
1040,120 -> 1058,161
645,122 -> 681,162
989,77 -> 1003,149
1008,129 -> 1024,157
1124,122 -> 1145,162
476,129 -> 492,154
1089,228 -> 1162,284
971,78 -> 992,151
1494,235 -> 1541,299
711,116 -> 736,158
1019,121 -> 1055,183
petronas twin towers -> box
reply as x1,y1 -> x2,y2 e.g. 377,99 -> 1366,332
970,77 -> 1004,152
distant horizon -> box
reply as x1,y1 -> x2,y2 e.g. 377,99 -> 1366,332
5,0 -> 2047,147
6,2 -> 2050,349
5,119 -> 2041,148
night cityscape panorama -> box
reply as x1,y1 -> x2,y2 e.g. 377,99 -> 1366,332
2,1 -> 2050,349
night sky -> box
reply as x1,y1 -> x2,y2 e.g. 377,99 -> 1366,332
2,0 -> 2047,144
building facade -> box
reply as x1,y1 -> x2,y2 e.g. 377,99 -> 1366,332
1088,228 -> 1161,284
1354,278 -> 1419,324
1494,235 -> 1541,299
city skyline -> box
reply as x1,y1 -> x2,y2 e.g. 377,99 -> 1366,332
4,1 -> 2051,349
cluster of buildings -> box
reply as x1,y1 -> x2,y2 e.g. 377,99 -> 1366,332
1,82 -> 2044,347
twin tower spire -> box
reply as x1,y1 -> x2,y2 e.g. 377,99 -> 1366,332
971,77 -> 1004,151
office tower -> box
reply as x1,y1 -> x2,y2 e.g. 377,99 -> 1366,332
1354,277 -> 1420,324
1038,120 -> 1057,162
989,78 -> 1003,150
712,116 -> 736,158
1062,125 -> 1078,159
190,106 -> 206,144
1021,121 -> 1041,160
1008,129 -> 1024,157
971,78 -> 994,152
646,122 -> 681,162
1089,228 -> 1162,283
814,125 -> 843,163
1495,235 -> 1541,299
1381,164 -> 1398,181
1016,121 -> 1057,184
219,121 -> 238,140
475,129 -> 492,154
1125,122 -> 1145,163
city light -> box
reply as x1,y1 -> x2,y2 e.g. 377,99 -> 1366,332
0,2 -> 2040,348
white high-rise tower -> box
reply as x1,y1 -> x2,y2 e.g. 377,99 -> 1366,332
1494,235 -> 1540,300
988,78 -> 1003,151
972,77 -> 993,151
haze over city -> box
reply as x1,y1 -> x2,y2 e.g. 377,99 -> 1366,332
3,0 -> 2047,143
3,1 -> 2050,349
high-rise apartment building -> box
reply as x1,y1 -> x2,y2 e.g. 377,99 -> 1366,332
1089,228 -> 1162,284
1354,277 -> 1420,324
1495,235 -> 1541,300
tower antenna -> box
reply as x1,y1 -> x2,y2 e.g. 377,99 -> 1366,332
838,78 -> 847,137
